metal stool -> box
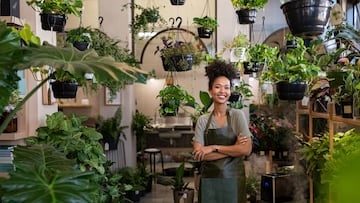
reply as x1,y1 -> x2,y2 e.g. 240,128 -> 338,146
143,148 -> 164,175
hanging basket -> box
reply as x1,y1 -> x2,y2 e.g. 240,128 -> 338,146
197,27 -> 213,38
230,47 -> 246,62
235,9 -> 257,24
161,55 -> 193,72
243,61 -> 261,74
51,81 -> 78,98
40,13 -> 67,32
170,0 -> 185,6
73,41 -> 90,51
280,0 -> 334,37
276,81 -> 307,101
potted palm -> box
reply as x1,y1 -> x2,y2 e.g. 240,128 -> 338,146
26,0 -> 83,32
260,35 -> 323,100
193,16 -> 218,38
155,37 -> 203,72
230,0 -> 268,24
66,26 -> 92,51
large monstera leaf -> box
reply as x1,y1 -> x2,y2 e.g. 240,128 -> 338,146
0,145 -> 99,203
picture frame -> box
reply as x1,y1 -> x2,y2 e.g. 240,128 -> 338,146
105,87 -> 121,105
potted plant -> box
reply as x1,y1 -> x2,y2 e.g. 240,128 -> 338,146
157,162 -> 195,203
261,35 -> 323,101
96,106 -> 128,150
0,22 -> 147,134
50,70 -> 80,99
26,0 -> 83,32
230,0 -> 268,24
122,4 -> 166,37
280,0 -> 334,37
155,36 -> 203,72
193,16 -> 218,38
222,34 -> 250,62
245,43 -> 279,74
156,84 -> 196,117
0,90 -> 21,133
132,110 -> 152,154
66,26 -> 92,51
229,80 -> 254,109
191,90 -> 213,129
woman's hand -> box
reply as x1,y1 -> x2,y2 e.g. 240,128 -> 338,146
192,145 -> 214,161
236,135 -> 251,145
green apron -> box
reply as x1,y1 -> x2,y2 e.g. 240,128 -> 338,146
199,110 -> 246,203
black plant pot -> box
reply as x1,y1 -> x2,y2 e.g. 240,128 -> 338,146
126,190 -> 141,203
170,0 -> 185,5
40,13 -> 67,32
161,54 -> 193,72
235,9 -> 257,24
280,0 -> 333,37
229,93 -> 241,102
286,40 -> 298,49
51,81 -> 78,98
197,27 -> 213,38
101,134 -> 119,150
276,81 -> 307,101
73,41 -> 89,51
243,61 -> 261,74
341,100 -> 353,118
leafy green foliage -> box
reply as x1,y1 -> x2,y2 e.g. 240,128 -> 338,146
156,162 -> 190,191
66,26 -> 92,44
246,43 -> 279,66
96,106 -> 128,140
25,112 -> 106,174
157,85 -> 196,116
193,16 -> 218,31
230,0 -> 268,9
132,110 -> 152,152
229,81 -> 253,109
26,0 -> 84,16
0,145 -> 99,203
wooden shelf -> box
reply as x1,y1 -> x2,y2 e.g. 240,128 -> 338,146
58,104 -> 91,108
0,131 -> 27,141
0,16 -> 24,28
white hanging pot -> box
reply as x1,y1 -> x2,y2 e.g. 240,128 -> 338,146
230,47 -> 246,62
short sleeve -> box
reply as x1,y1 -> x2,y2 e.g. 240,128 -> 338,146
193,114 -> 209,146
229,109 -> 252,138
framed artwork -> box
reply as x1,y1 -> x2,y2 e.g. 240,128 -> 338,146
105,87 -> 121,105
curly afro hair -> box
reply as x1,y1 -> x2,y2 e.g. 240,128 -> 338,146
205,60 -> 237,89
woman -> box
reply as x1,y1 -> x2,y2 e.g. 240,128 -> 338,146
193,60 -> 252,203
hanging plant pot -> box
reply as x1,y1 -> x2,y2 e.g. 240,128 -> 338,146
0,113 -> 17,133
101,134 -> 120,150
170,0 -> 185,5
235,9 -> 257,24
276,81 -> 307,101
51,81 -> 78,98
40,13 -> 67,32
161,54 -> 193,72
230,47 -> 246,62
197,27 -> 213,38
243,61 -> 261,74
280,0 -> 334,37
73,41 -> 90,51
286,39 -> 298,49
229,93 -> 241,102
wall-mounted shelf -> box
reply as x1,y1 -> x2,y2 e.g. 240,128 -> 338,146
0,16 -> 24,28
0,131 -> 27,141
58,104 -> 92,108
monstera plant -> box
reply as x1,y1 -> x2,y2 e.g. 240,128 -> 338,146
0,22 -> 147,134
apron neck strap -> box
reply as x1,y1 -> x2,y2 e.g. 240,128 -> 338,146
204,108 -> 231,135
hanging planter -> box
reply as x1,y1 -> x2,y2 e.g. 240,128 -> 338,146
280,0 -> 334,37
230,47 -> 247,62
276,81 -> 307,101
51,81 -> 78,98
235,9 -> 257,24
193,16 -> 218,39
40,13 -> 67,32
161,55 -> 193,72
243,61 -> 261,74
197,27 -> 213,38
170,0 -> 185,6
73,41 -> 90,51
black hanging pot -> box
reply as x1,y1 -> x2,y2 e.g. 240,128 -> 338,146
40,13 -> 67,32
73,41 -> 89,51
243,61 -> 261,74
280,0 -> 334,37
235,9 -> 257,24
197,27 -> 213,38
170,0 -> 185,5
161,54 -> 193,72
276,81 -> 307,100
51,81 -> 78,98
229,93 -> 241,102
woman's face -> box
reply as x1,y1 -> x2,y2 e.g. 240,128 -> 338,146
209,76 -> 231,104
